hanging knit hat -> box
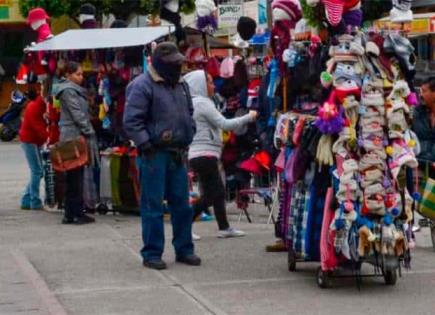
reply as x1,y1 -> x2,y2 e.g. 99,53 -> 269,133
110,20 -> 128,28
237,16 -> 257,41
195,0 -> 217,31
232,33 -> 250,49
220,57 -> 235,78
388,138 -> 418,179
205,57 -> 220,78
322,0 -> 360,27
342,8 -> 362,28
390,0 -> 413,23
27,7 -> 49,24
272,0 -> 302,23
79,3 -> 96,15
247,78 -> 261,108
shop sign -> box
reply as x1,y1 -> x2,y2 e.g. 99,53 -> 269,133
218,0 -> 243,30
0,0 -> 12,20
0,0 -> 25,22
244,0 -> 259,25
374,18 -> 431,35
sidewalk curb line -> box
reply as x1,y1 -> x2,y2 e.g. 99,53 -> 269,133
11,248 -> 68,315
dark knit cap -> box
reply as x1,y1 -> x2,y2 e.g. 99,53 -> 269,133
79,3 -> 96,15
152,42 -> 185,65
237,16 -> 257,41
110,20 -> 128,28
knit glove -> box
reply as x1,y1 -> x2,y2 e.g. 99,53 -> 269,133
316,134 -> 334,166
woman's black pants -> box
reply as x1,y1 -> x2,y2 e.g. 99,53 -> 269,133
190,156 -> 230,231
64,167 -> 84,219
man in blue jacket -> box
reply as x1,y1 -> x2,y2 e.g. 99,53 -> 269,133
414,76 -> 435,176
123,42 -> 200,270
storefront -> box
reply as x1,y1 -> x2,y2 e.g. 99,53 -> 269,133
0,1 -> 32,110
374,13 -> 435,84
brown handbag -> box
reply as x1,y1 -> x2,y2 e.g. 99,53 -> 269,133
50,136 -> 89,172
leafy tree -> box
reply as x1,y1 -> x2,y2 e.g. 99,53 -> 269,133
19,0 -> 194,21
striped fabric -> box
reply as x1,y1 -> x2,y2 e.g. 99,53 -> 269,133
419,177 -> 435,220
322,0 -> 345,26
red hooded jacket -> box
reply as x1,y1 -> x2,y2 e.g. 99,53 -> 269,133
19,96 -> 48,146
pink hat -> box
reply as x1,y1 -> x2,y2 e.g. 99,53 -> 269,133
27,8 -> 49,24
272,0 -> 302,22
220,57 -> 234,78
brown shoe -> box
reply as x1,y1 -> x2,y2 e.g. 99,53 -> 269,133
265,240 -> 287,252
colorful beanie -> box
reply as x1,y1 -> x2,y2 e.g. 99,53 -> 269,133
343,8 -> 362,28
247,78 -> 261,108
195,0 -> 218,31
272,0 -> 302,23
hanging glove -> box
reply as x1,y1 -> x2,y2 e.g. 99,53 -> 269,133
316,134 -> 334,166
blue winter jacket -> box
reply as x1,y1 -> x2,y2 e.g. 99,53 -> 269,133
123,65 -> 196,149
413,105 -> 435,162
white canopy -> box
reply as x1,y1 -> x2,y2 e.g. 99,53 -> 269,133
27,26 -> 173,51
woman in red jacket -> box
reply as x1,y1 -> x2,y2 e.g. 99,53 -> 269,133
19,87 -> 48,210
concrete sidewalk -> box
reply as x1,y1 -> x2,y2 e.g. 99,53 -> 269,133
1,143 -> 435,315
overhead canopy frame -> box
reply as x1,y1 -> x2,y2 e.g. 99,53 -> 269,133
27,26 -> 173,51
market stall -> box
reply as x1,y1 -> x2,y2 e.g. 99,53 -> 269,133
250,0 -> 422,288
27,26 -> 174,214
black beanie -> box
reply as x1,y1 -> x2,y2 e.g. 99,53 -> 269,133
79,3 -> 96,16
237,16 -> 257,41
111,20 -> 128,28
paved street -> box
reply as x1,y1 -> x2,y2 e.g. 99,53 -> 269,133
1,142 -> 434,315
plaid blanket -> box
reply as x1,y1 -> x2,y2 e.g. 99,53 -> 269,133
304,183 -> 324,261
288,182 -> 310,258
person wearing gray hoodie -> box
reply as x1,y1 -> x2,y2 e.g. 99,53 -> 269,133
56,61 -> 98,225
184,70 -> 257,239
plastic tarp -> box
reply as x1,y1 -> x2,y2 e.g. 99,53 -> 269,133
27,26 -> 173,51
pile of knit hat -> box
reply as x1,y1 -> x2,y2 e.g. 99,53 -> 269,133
312,29 -> 419,262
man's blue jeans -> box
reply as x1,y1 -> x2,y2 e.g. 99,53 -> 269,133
138,151 -> 194,262
21,142 -> 43,209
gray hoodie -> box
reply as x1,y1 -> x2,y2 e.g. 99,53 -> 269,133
184,70 -> 253,159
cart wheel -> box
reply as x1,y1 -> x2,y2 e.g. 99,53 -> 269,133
97,204 -> 109,215
316,267 -> 331,289
383,269 -> 397,286
430,221 -> 435,253
288,248 -> 296,272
